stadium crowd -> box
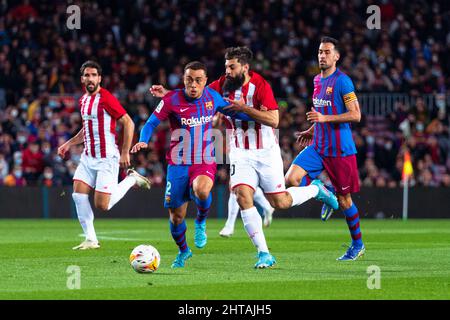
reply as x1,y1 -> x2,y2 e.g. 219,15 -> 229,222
0,0 -> 449,188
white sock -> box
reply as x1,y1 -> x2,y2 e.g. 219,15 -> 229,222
253,187 -> 273,214
72,193 -> 97,242
225,192 -> 240,230
107,176 -> 136,210
240,206 -> 269,253
286,185 -> 319,207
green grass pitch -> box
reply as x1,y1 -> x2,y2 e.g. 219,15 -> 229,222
0,218 -> 449,300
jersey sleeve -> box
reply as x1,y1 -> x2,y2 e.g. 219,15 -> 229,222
339,75 -> 358,105
152,97 -> 172,121
208,79 -> 222,93
103,92 -> 127,119
211,89 -> 254,121
256,80 -> 278,110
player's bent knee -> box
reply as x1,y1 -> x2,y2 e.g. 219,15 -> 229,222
95,202 -> 109,212
235,193 -> 253,210
193,188 -> 210,201
285,176 -> 301,188
267,194 -> 289,209
170,214 -> 184,225
337,196 -> 352,210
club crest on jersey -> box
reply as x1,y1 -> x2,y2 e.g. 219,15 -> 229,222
205,101 -> 213,110
326,86 -> 333,95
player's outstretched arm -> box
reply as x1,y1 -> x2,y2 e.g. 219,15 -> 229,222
57,128 -> 84,159
118,114 -> 135,168
131,114 -> 161,154
149,85 -> 170,98
223,97 -> 279,128
131,142 -> 148,153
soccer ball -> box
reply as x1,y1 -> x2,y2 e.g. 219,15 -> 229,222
129,244 -> 160,273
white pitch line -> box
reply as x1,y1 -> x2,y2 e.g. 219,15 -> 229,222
78,233 -> 148,241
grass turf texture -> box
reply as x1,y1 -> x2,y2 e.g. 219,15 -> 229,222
0,218 -> 449,300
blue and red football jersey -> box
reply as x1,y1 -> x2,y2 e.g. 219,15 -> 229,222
152,87 -> 238,165
311,68 -> 358,157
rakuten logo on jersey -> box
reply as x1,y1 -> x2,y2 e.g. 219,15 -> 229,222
181,115 -> 213,127
313,97 -> 332,107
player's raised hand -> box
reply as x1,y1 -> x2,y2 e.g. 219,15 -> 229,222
120,153 -> 131,168
295,130 -> 313,147
223,96 -> 246,113
130,142 -> 149,154
149,85 -> 168,98
306,107 -> 326,123
57,143 -> 70,159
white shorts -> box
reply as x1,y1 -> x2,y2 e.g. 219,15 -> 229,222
73,153 -> 119,194
229,144 -> 286,194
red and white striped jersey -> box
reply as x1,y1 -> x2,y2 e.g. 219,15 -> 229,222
209,71 -> 279,150
78,88 -> 127,158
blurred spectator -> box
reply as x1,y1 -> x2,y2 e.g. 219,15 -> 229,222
37,166 -> 61,187
22,139 -> 44,184
3,166 -> 27,186
0,0 -> 448,188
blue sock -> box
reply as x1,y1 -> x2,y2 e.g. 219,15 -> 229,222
190,189 -> 212,224
169,220 -> 189,252
342,204 -> 363,247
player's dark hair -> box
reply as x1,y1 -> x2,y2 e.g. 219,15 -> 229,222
224,46 -> 253,65
320,37 -> 340,53
184,61 -> 207,76
80,60 -> 102,76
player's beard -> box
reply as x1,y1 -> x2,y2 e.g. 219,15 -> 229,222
319,61 -> 330,71
222,73 -> 245,96
85,82 -> 99,93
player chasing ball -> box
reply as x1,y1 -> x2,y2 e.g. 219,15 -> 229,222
150,47 -> 339,268
58,61 -> 151,250
132,61 -> 256,268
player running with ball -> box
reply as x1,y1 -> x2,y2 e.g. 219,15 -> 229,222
131,61 -> 256,268
151,47 -> 339,268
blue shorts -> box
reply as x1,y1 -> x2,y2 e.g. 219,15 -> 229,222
292,146 -> 323,180
164,164 -> 216,209
164,165 -> 190,209
293,146 -> 360,194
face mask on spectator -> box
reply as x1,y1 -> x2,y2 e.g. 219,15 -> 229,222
137,167 -> 146,176
11,109 -> 18,118
44,172 -> 53,180
14,170 -> 22,178
17,135 -> 26,144
366,136 -> 375,145
42,147 -> 51,155
416,123 -> 424,132
384,141 -> 393,150
20,102 -> 28,110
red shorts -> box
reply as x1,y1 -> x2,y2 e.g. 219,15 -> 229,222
188,163 -> 217,186
322,155 -> 360,195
